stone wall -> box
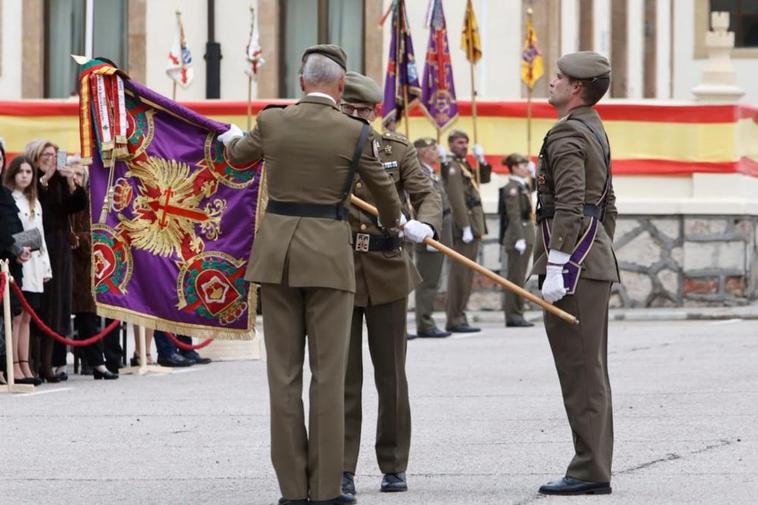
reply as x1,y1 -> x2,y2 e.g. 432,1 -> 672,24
427,214 -> 758,311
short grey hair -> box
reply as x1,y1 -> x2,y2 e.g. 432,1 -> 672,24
300,54 -> 345,86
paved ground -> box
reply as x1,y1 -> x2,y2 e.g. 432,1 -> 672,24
1,316 -> 757,505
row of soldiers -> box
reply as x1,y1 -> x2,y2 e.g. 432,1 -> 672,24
218,43 -> 617,504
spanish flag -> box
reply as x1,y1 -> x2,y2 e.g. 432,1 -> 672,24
521,16 -> 544,89
461,0 -> 482,64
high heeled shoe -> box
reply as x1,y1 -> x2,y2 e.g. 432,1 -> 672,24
93,368 -> 119,380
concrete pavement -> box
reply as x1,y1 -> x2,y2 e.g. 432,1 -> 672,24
1,316 -> 757,504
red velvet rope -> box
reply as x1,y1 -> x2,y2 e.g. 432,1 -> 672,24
0,272 -> 6,303
10,281 -> 120,347
164,331 -> 213,351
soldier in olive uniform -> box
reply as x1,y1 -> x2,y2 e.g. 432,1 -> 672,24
219,46 -> 402,505
531,51 -> 619,496
412,137 -> 452,338
338,72 -> 442,496
498,153 -> 536,327
442,130 -> 491,333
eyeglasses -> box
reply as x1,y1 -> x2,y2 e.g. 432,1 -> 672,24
340,103 -> 374,117
40,152 -> 56,158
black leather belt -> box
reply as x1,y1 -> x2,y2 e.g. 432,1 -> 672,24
443,208 -> 451,217
536,203 -> 602,222
466,197 -> 482,209
267,199 -> 347,220
353,232 -> 402,252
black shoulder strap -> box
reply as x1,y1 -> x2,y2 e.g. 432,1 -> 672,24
339,122 -> 370,204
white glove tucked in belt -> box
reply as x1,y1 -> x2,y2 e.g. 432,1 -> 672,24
403,220 -> 434,243
462,226 -> 474,244
217,124 -> 244,146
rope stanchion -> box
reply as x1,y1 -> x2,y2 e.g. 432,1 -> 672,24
10,281 -> 119,347
164,331 -> 213,351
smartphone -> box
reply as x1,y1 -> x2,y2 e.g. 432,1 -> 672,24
56,149 -> 68,171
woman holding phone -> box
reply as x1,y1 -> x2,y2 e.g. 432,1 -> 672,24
25,140 -> 86,383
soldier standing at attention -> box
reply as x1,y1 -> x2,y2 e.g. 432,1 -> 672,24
219,46 -> 402,505
533,51 -> 619,496
338,71 -> 442,497
498,153 -> 536,328
412,137 -> 452,339
442,130 -> 491,333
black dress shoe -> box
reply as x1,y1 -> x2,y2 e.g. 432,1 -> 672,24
506,319 -> 534,327
406,333 -> 417,340
157,352 -> 193,367
56,370 -> 68,381
538,477 -> 611,495
14,376 -> 41,386
446,323 -> 480,333
277,498 -> 308,505
41,373 -> 60,383
417,327 -> 452,338
380,472 -> 407,492
180,350 -> 212,365
310,494 -> 356,505
341,471 -> 356,496
93,368 -> 119,380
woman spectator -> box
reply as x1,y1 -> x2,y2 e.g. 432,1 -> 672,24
69,158 -> 119,380
4,155 -> 50,386
1,141 -> 32,384
25,140 -> 86,383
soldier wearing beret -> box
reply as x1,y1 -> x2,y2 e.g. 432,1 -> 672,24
412,137 -> 452,338
498,153 -> 535,327
532,51 -> 619,496
219,46 -> 402,505
338,71 -> 442,497
441,130 -> 491,333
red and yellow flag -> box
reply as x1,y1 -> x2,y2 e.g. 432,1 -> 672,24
521,16 -> 544,89
461,0 -> 482,64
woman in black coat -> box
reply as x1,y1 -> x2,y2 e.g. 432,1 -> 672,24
25,140 -> 86,382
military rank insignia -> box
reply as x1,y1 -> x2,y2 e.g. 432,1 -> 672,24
382,161 -> 399,170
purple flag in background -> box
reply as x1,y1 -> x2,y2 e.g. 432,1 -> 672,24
382,0 -> 422,128
421,0 -> 458,132
80,61 -> 260,339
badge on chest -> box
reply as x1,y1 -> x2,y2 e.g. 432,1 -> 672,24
382,161 -> 398,170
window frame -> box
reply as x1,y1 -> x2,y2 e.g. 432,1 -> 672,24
695,0 -> 758,59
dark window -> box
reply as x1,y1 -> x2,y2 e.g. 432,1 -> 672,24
280,0 -> 364,98
711,0 -> 758,47
45,0 -> 128,98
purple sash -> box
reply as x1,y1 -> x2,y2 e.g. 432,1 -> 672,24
541,217 -> 599,295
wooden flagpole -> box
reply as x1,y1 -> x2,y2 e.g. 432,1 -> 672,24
172,81 -> 177,101
246,76 -> 253,130
469,61 -> 480,187
527,86 -> 533,158
350,196 -> 579,325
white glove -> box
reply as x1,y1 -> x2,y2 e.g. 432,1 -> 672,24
542,249 -> 570,303
472,144 -> 485,162
528,160 -> 536,177
514,239 -> 526,254
403,220 -> 434,243
542,265 -> 567,303
436,144 -> 448,163
217,124 -> 244,146
462,226 -> 474,244
426,244 -> 438,252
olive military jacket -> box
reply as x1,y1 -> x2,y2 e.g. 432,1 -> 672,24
531,106 -> 620,282
226,95 -> 402,292
498,178 -> 536,250
414,162 -> 451,253
349,130 -> 442,306
442,156 -> 491,239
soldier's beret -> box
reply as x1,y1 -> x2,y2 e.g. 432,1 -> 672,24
557,51 -> 611,80
413,137 -> 436,149
343,71 -> 383,104
447,130 -> 469,142
302,44 -> 347,71
502,153 -> 529,167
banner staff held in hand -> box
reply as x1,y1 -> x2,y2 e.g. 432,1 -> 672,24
460,0 -> 482,185
244,6 -> 265,130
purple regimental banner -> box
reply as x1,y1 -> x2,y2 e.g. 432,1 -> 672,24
421,0 -> 458,132
79,60 -> 261,340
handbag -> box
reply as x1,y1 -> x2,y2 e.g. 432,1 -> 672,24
12,228 -> 42,252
